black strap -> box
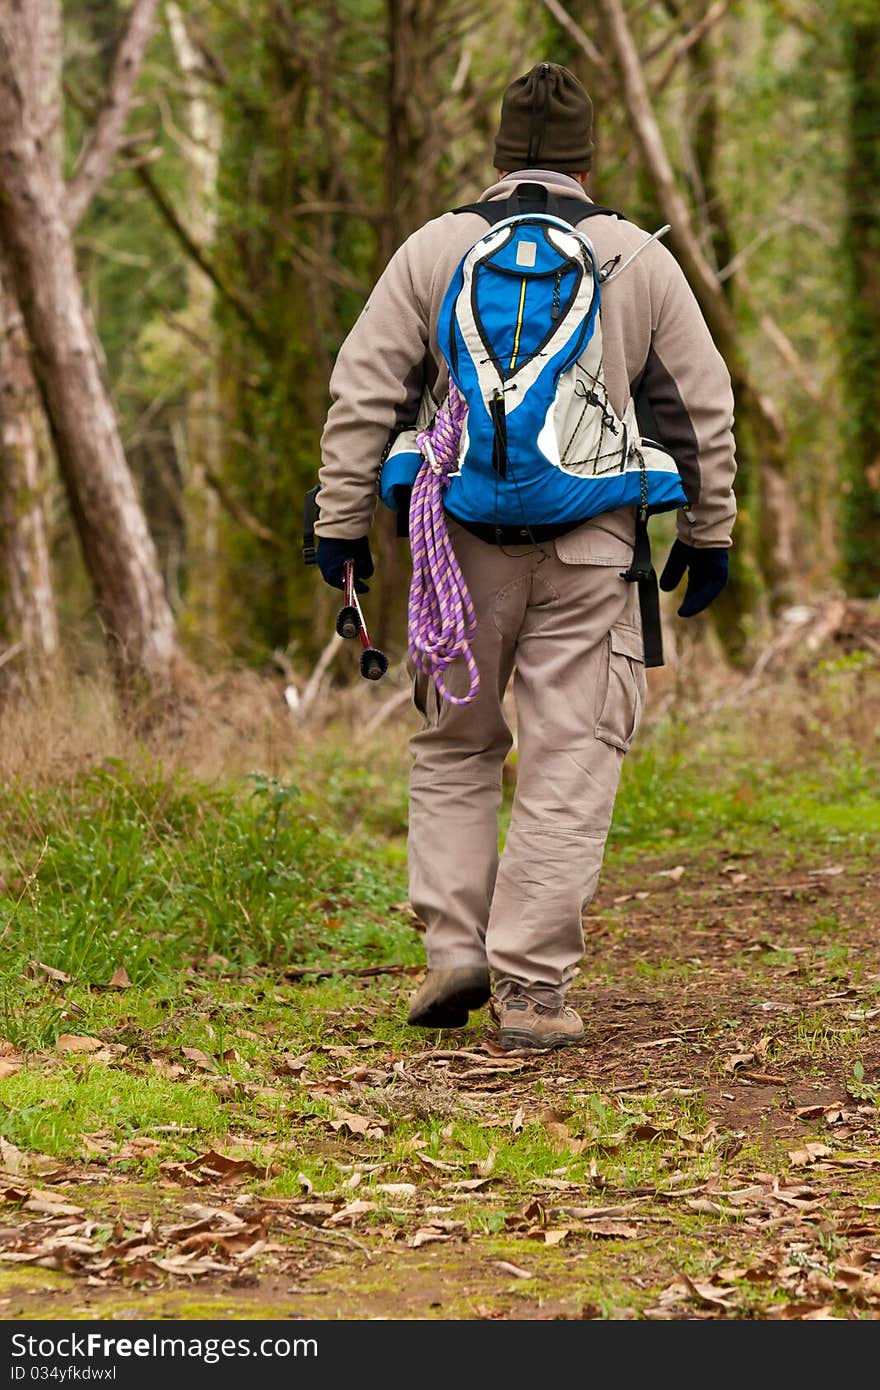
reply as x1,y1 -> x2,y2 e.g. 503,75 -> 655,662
452,182 -> 620,229
391,485 -> 412,538
302,484 -> 320,566
445,511 -> 589,545
620,511 -> 664,669
488,389 -> 508,478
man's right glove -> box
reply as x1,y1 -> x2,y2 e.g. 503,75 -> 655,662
659,539 -> 729,617
315,536 -> 374,594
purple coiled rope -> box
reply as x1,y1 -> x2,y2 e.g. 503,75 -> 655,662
408,382 -> 480,705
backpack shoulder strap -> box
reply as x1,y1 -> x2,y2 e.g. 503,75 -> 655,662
452,181 -> 621,227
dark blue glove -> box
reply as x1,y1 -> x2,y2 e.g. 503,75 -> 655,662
659,539 -> 729,617
316,535 -> 374,594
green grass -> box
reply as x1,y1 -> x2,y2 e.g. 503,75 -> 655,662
0,659 -> 875,1060
0,656 -> 877,1320
0,760 -> 414,1033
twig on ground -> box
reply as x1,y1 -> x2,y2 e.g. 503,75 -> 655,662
276,1211 -> 372,1258
358,686 -> 412,741
296,633 -> 344,721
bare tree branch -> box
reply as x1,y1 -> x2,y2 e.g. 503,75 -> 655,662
66,0 -> 160,228
650,0 -> 733,94
541,0 -> 613,95
201,466 -> 282,548
592,0 -> 798,603
134,162 -> 271,347
756,310 -> 823,404
592,0 -> 734,341
287,200 -> 385,222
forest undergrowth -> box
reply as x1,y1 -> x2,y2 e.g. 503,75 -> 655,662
0,643 -> 878,1319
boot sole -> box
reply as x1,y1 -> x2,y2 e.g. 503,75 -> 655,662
498,1027 -> 585,1052
407,979 -> 491,1029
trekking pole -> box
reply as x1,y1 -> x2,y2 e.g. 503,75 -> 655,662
337,560 -> 389,682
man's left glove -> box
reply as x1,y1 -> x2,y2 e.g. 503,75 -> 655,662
659,539 -> 729,617
315,535 -> 374,594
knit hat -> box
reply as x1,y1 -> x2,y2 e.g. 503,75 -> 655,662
493,62 -> 594,175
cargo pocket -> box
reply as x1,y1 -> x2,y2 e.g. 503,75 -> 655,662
595,623 -> 647,753
412,667 -> 441,728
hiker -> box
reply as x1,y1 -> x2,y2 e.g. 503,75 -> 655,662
313,63 -> 736,1051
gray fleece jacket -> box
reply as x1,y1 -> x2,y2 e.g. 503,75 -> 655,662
316,170 -> 736,554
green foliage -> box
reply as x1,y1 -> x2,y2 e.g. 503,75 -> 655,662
58,0 -> 880,660
0,758 -> 411,1031
839,13 -> 880,592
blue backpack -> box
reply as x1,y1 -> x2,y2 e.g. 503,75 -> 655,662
379,185 -> 690,665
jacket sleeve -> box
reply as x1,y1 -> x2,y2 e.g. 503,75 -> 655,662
639,244 -> 737,549
315,233 -> 431,539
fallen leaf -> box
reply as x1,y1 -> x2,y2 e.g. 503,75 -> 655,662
0,1185 -> 29,1203
724,1052 -> 755,1072
276,1051 -> 313,1075
475,1146 -> 497,1178
416,1154 -> 460,1173
183,1150 -> 265,1181
541,1229 -> 569,1246
28,962 -> 71,985
788,1141 -> 833,1167
328,1110 -> 387,1140
405,1220 -> 464,1249
159,1162 -> 208,1187
408,1228 -> 451,1249
0,1140 -> 60,1178
0,1051 -> 23,1080
491,1259 -> 533,1280
23,1192 -> 84,1218
655,865 -> 686,882
677,1273 -> 738,1310
107,965 -> 131,990
56,1034 -> 102,1054
324,1199 -> 377,1227
582,1220 -> 641,1239
181,1048 -> 216,1071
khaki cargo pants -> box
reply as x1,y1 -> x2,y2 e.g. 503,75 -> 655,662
408,511 -> 647,1006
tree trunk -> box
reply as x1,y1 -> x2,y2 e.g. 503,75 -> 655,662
591,0 -> 796,622
0,8 -> 182,689
377,0 -> 463,651
375,0 -> 444,649
0,264 -> 59,683
841,14 -> 880,595
167,1 -> 223,658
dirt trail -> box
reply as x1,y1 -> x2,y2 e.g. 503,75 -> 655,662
2,848 -> 879,1321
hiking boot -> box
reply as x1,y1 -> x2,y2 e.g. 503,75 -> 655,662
406,967 -> 491,1029
497,992 -> 585,1051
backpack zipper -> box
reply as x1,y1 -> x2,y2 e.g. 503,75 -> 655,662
509,276 -> 527,370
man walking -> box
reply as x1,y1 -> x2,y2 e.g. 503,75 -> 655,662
314,63 -> 736,1050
